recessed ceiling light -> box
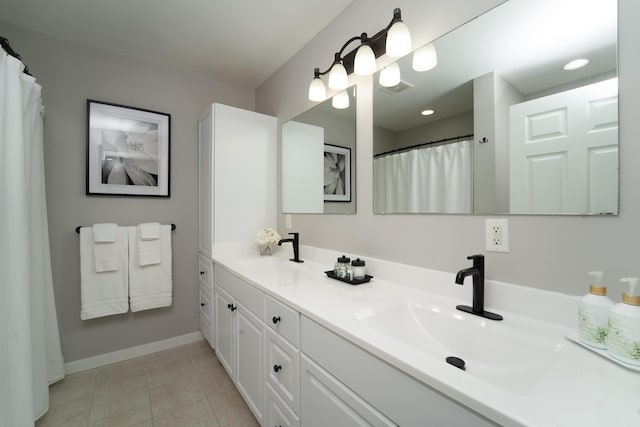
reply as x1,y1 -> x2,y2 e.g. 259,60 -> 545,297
421,109 -> 435,116
563,59 -> 589,71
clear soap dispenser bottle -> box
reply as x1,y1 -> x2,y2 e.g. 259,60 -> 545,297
607,277 -> 640,366
578,271 -> 614,349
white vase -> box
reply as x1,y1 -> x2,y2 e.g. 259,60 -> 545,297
259,242 -> 275,256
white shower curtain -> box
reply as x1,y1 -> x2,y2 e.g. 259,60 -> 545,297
374,139 -> 472,213
0,49 -> 65,425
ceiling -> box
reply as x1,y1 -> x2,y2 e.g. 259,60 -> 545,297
0,0 -> 354,89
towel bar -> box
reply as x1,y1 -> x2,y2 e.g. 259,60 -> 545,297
75,224 -> 176,233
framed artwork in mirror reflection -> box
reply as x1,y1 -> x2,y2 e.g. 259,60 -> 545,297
86,99 -> 170,197
324,144 -> 351,202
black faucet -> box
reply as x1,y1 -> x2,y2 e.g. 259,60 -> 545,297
454,255 -> 502,321
278,232 -> 304,263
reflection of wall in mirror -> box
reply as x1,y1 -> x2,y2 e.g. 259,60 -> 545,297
293,107 -> 356,214
473,72 -> 525,214
373,111 -> 473,156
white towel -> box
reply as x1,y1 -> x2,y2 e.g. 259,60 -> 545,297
137,223 -> 161,266
138,222 -> 161,240
128,225 -> 172,312
93,223 -> 118,242
80,227 -> 129,320
93,223 -> 120,272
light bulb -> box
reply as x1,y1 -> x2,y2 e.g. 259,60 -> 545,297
386,20 -> 411,58
379,63 -> 401,87
328,63 -> 348,90
563,58 -> 589,71
332,90 -> 349,109
308,77 -> 326,101
412,43 -> 437,72
354,44 -> 376,76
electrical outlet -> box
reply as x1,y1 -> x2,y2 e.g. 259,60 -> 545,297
285,214 -> 292,229
486,219 -> 509,252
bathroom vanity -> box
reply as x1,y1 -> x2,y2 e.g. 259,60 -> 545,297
206,243 -> 640,427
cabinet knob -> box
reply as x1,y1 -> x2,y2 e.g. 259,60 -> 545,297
200,271 -> 205,275
273,364 -> 282,373
200,302 -> 206,307
272,316 -> 281,324
227,303 -> 236,312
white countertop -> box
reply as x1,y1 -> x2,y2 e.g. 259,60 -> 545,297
211,243 -> 640,427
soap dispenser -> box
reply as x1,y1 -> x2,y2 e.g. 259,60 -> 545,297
607,277 -> 640,366
578,271 -> 614,349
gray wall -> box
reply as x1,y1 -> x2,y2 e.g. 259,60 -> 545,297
0,22 -> 254,363
256,0 -> 640,298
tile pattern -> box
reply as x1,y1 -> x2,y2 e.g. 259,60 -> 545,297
36,341 -> 259,427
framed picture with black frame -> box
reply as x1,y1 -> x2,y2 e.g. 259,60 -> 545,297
86,99 -> 170,197
323,144 -> 351,202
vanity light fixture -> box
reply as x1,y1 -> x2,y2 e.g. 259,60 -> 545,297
332,90 -> 350,109
413,43 -> 438,72
308,8 -> 412,101
379,62 -> 401,87
563,58 -> 589,71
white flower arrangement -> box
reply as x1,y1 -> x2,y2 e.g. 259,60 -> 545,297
255,228 -> 281,245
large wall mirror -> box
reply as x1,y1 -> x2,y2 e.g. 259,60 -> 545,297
282,87 -> 356,214
373,0 -> 618,215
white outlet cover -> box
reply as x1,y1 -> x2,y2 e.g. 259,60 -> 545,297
485,218 -> 509,252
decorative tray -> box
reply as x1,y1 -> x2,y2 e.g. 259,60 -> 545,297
324,270 -> 373,285
565,330 -> 640,372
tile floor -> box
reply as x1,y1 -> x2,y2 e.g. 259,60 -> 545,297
36,340 -> 259,427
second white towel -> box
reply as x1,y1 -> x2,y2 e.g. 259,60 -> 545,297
128,225 -> 173,312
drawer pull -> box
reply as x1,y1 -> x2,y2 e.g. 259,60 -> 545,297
227,303 -> 237,312
200,302 -> 206,307
273,364 -> 282,373
272,316 -> 281,324
200,271 -> 205,275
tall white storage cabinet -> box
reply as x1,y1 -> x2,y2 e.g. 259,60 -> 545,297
198,103 -> 277,348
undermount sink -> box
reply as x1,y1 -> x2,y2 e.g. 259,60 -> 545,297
356,300 -> 566,394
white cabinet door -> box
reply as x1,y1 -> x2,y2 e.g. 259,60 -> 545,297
198,103 -> 276,253
301,355 -> 396,427
236,303 -> 265,424
215,286 -> 235,378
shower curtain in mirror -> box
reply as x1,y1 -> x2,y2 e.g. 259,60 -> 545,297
0,49 -> 64,425
374,139 -> 472,214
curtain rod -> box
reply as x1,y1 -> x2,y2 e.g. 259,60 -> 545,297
75,224 -> 176,233
0,35 -> 32,76
374,133 -> 474,158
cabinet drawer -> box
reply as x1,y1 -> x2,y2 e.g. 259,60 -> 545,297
266,383 -> 300,427
301,354 -> 396,427
214,264 -> 264,319
198,254 -> 213,288
199,287 -> 212,324
200,313 -> 213,348
266,328 -> 300,415
266,295 -> 300,347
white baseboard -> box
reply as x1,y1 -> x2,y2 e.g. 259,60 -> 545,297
64,331 -> 205,375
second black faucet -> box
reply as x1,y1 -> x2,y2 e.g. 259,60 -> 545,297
455,254 -> 502,321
